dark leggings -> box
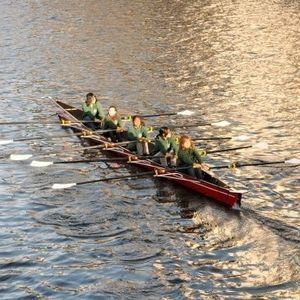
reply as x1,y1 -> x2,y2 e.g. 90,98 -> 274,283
184,166 -> 203,179
104,131 -> 126,142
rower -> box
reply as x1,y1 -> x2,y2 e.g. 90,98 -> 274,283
127,116 -> 149,155
152,127 -> 178,167
126,115 -> 150,156
177,135 -> 208,179
82,92 -> 105,130
103,106 -> 125,142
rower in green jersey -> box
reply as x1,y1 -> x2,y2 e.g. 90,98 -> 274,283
103,106 -> 125,142
152,127 -> 178,167
177,135 -> 208,179
127,115 -> 150,155
82,92 -> 105,130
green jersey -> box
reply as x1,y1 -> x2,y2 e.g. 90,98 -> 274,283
103,114 -> 123,129
177,147 -> 202,166
127,125 -> 148,141
152,136 -> 179,155
82,101 -> 105,120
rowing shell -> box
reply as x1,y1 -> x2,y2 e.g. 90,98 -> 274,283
53,100 -> 242,208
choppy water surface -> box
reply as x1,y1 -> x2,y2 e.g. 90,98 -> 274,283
0,0 -> 299,298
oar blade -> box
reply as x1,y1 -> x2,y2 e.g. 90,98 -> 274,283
0,139 -> 14,145
231,135 -> 251,141
52,183 -> 76,189
10,154 -> 33,161
30,160 -> 54,167
177,110 -> 195,116
252,142 -> 269,150
211,121 -> 231,127
229,188 -> 249,194
285,158 -> 300,164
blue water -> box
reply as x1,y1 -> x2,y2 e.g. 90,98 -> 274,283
0,0 -> 299,298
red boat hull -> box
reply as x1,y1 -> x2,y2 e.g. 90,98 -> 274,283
53,100 -> 242,208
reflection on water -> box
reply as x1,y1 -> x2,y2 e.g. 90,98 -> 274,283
0,0 -> 299,298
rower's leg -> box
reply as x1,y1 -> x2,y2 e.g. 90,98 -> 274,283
136,142 -> 144,156
83,116 -> 96,130
160,157 -> 168,167
187,167 -> 196,177
170,156 -> 177,167
143,142 -> 150,155
195,168 -> 203,179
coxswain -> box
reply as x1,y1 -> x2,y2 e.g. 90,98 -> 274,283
152,127 -> 178,167
127,115 -> 150,155
82,92 -> 105,130
103,106 -> 125,142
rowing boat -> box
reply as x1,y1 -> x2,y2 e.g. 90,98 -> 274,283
53,100 -> 242,209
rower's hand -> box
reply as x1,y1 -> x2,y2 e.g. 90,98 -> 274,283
165,153 -> 173,158
116,127 -> 124,133
201,163 -> 210,171
193,163 -> 202,168
138,137 -> 147,143
104,142 -> 115,148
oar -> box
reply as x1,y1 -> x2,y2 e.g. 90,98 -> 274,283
206,145 -> 252,154
51,170 -> 158,189
199,142 -> 269,156
210,158 -> 300,170
148,120 -> 232,131
0,130 -> 94,145
0,120 -> 83,126
9,140 -> 135,161
0,110 -> 194,126
0,121 -> 58,125
0,127 -> 124,145
193,134 -> 253,142
30,145 -> 253,167
122,110 -> 195,120
30,156 -> 132,167
0,119 -> 120,127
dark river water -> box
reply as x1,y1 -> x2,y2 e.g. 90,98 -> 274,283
1,0 -> 299,299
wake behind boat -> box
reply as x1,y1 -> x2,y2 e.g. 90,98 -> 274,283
53,100 -> 242,208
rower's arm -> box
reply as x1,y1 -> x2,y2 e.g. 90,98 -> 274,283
156,138 -> 169,155
96,102 -> 105,120
142,126 -> 149,138
193,147 -> 203,163
82,103 -> 95,119
117,116 -> 124,128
